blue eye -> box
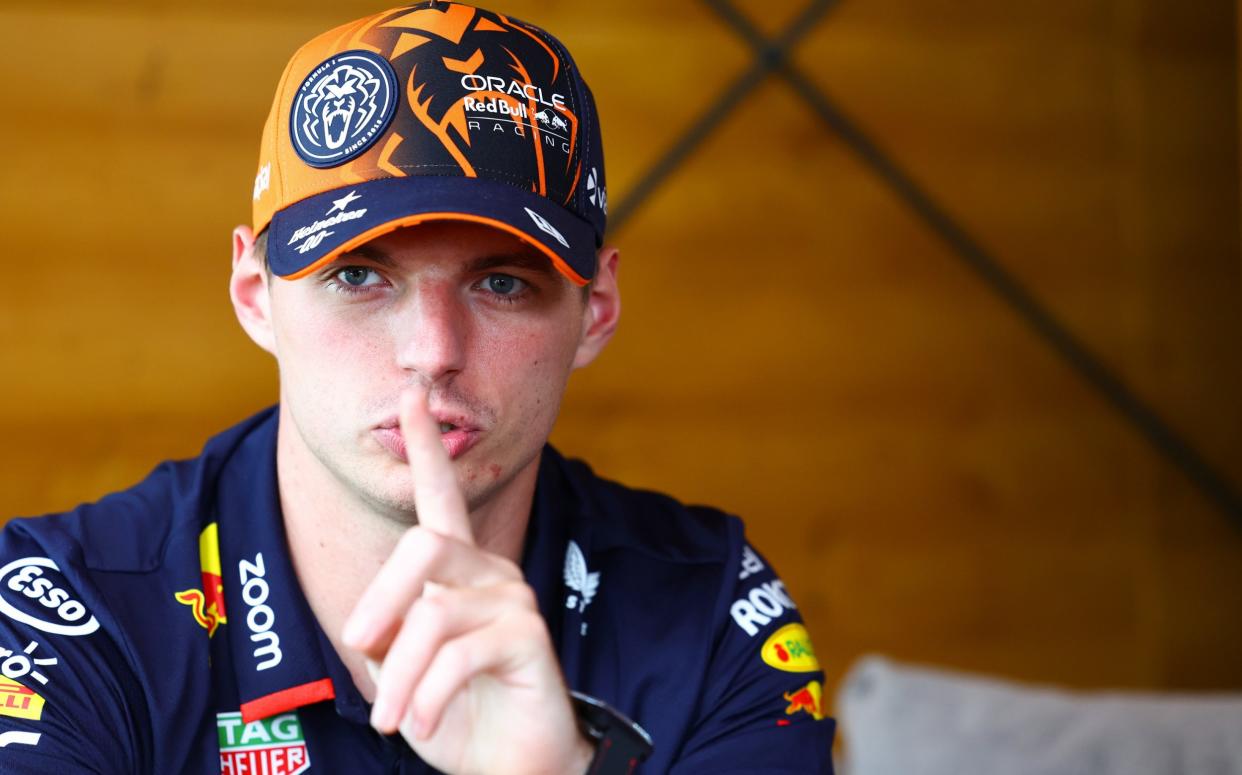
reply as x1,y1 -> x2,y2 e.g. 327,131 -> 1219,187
340,267 -> 377,286
485,274 -> 525,295
325,265 -> 386,296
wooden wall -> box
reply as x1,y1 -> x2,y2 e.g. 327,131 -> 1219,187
2,0 -> 1239,706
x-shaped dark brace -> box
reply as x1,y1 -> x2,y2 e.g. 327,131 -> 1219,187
610,0 -> 1242,528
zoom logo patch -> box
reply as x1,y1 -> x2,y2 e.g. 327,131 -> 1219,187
239,554 -> 282,671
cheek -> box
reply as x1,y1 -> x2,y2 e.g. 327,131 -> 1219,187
274,301 -> 390,398
477,323 -> 580,419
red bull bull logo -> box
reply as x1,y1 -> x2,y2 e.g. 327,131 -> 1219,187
782,680 -> 824,721
175,523 -> 228,637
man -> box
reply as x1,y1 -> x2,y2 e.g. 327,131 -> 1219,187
0,3 -> 835,772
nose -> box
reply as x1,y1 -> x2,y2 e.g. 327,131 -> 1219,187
392,278 -> 468,386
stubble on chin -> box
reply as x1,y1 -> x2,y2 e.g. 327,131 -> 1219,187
332,447 -> 503,529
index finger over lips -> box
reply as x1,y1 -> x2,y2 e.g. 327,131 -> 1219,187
400,386 -> 475,545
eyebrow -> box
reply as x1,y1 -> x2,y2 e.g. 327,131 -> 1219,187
336,244 -> 557,277
337,244 -> 397,267
466,251 -> 558,278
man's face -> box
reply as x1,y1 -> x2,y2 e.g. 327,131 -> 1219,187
262,221 -> 595,520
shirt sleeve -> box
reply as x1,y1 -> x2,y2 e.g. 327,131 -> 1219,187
0,522 -> 143,773
669,539 -> 836,773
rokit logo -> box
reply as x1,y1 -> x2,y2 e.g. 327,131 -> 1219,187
729,579 -> 797,637
239,554 -> 282,671
0,558 -> 99,637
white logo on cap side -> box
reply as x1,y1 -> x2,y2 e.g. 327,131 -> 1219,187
525,207 -> 569,249
587,167 -> 607,215
253,163 -> 271,202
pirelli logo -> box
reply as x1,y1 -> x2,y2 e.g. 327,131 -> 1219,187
0,676 -> 44,721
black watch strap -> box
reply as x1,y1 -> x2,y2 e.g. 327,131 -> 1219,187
570,691 -> 654,775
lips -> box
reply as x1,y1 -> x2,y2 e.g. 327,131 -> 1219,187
372,414 -> 481,462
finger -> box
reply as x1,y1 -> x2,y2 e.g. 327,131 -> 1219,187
342,527 -> 520,653
400,386 -> 474,545
403,610 -> 552,741
369,582 -> 537,733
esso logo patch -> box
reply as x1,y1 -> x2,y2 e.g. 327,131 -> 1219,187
290,50 -> 398,168
0,558 -> 99,637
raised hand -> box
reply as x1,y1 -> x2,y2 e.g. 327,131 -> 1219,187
341,387 -> 592,775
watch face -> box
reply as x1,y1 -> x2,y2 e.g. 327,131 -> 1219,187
569,691 -> 654,771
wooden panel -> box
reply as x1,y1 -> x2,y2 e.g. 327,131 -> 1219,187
556,72 -> 1169,695
799,0 -> 1242,476
1,0 -> 1239,718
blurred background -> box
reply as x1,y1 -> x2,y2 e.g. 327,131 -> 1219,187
1,0 -> 1239,753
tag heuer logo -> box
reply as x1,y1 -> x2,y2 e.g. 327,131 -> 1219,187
217,711 -> 310,775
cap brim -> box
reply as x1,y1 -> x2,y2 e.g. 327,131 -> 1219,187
267,177 -> 597,285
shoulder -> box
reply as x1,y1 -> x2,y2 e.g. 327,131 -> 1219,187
3,406 -> 277,574
0,505 -> 164,768
5,467 -> 177,579
545,446 -> 791,629
0,452 -> 194,653
545,448 -> 835,769
548,447 -> 744,567
0,408 -> 277,770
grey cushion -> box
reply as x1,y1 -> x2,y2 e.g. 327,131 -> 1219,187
838,656 -> 1242,775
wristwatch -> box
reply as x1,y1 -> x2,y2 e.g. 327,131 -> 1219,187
570,691 -> 654,775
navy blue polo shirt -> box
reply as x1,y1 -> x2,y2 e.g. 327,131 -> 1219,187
0,408 -> 835,772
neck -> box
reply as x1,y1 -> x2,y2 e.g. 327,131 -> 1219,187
273,404 -> 539,699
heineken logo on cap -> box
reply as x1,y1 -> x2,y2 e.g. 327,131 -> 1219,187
217,711 -> 311,775
290,50 -> 398,169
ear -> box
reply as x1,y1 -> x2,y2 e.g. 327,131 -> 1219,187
572,245 -> 621,369
229,225 -> 276,355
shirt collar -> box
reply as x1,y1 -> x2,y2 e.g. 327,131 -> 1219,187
213,409 -> 337,724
